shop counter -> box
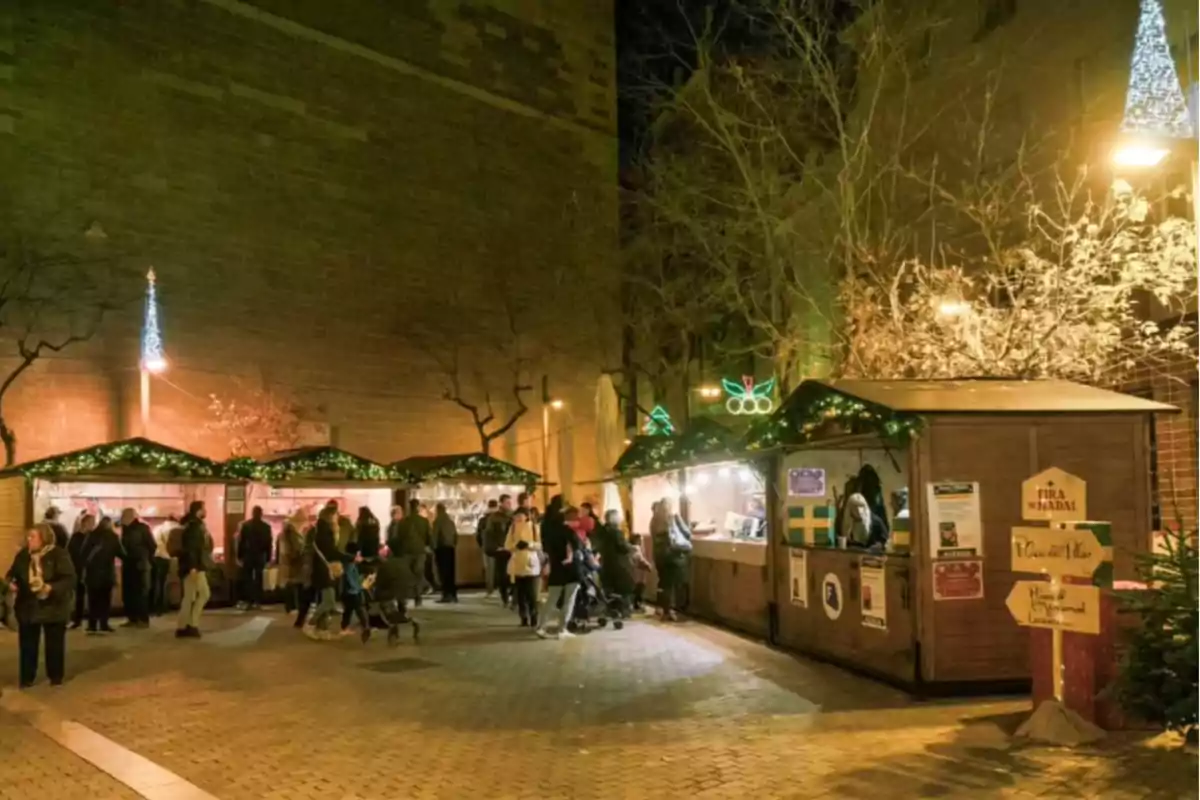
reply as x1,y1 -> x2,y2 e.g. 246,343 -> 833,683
689,536 -> 769,638
773,545 -> 916,685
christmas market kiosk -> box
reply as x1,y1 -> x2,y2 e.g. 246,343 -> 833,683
391,453 -> 541,586
0,437 -> 241,606
241,447 -> 407,556
614,419 -> 772,637
747,378 -> 1174,692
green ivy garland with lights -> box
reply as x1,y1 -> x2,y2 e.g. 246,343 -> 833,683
614,435 -> 683,475
419,453 -> 539,485
219,457 -> 261,481
16,440 -> 219,479
744,386 -> 921,452
253,449 -> 399,483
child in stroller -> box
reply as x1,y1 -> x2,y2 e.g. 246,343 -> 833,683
565,538 -> 627,632
367,554 -> 421,646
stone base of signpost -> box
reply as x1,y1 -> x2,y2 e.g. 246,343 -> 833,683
1015,700 -> 1106,746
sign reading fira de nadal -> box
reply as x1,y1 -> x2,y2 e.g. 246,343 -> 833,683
1021,467 -> 1087,522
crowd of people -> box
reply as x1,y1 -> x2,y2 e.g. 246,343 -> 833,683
2,491 -> 693,688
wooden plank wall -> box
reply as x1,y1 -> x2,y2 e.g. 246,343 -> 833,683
918,415 -> 1150,684
0,476 -> 29,569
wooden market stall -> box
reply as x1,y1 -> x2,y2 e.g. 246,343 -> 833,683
613,422 -> 771,637
0,437 -> 241,607
243,447 -> 406,572
391,452 -> 540,587
748,378 -> 1174,692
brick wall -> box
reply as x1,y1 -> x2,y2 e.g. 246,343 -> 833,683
1,0 -> 619,497
1126,352 -> 1199,531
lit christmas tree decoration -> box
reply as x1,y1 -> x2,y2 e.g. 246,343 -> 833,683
1120,0 -> 1194,140
644,405 -> 675,436
141,268 -> 167,373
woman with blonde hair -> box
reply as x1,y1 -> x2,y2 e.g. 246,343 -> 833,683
7,523 -> 75,687
277,509 -> 308,615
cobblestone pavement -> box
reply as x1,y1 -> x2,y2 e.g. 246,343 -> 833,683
0,597 -> 1194,799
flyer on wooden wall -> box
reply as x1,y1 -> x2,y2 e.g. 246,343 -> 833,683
926,481 -> 983,558
860,557 -> 887,629
789,548 -> 808,607
933,559 -> 985,601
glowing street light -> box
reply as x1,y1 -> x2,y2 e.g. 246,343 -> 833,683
697,385 -> 722,399
549,398 -> 565,410
936,299 -> 970,319
1112,140 -> 1170,168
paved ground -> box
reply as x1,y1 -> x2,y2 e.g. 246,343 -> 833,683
0,596 -> 1194,799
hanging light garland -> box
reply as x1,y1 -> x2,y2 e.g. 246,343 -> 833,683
1119,0 -> 1195,140
16,439 -> 219,479
413,453 -> 540,485
254,448 -> 400,483
744,387 -> 921,452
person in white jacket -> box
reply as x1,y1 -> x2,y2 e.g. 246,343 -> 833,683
504,509 -> 542,627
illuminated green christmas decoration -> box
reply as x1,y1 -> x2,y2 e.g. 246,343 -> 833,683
11,438 -> 220,479
1120,0 -> 1194,140
613,434 -> 682,475
722,376 -> 776,415
644,405 -> 675,436
256,447 -> 401,483
219,457 -> 261,481
392,453 -> 539,486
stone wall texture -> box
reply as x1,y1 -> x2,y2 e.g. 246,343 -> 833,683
0,0 -> 620,494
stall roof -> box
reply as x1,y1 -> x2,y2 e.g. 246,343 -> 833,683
255,447 -> 403,483
3,437 -> 225,482
391,453 -> 540,486
613,418 -> 741,477
818,379 -> 1179,414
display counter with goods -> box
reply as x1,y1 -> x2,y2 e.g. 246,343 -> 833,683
747,378 -> 1172,692
392,453 -> 540,587
680,459 -> 770,637
0,438 -> 239,609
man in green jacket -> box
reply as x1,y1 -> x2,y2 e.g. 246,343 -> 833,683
387,499 -> 431,607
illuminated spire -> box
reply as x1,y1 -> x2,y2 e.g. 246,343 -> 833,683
1120,0 -> 1194,140
141,268 -> 167,373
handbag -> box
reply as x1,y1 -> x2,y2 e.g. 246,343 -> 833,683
667,518 -> 693,554
315,547 -> 344,580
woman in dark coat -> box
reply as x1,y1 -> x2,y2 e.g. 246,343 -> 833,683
308,507 -> 348,639
66,513 -> 95,629
355,507 -> 382,559
80,516 -> 123,633
592,509 -> 634,602
7,523 -> 76,687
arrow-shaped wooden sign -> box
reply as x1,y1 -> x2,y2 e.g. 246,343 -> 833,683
1010,526 -> 1107,579
1005,580 -> 1101,635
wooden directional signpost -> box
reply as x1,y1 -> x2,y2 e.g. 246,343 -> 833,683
1009,467 -> 1111,745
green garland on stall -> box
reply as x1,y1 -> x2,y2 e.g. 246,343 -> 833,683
673,419 -> 737,465
420,453 -> 539,485
255,449 -> 398,482
613,435 -> 683,475
744,389 -> 922,452
17,440 -> 218,479
219,457 -> 261,481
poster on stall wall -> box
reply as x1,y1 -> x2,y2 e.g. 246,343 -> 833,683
932,559 -> 984,601
926,481 -> 983,558
859,557 -> 887,630
788,548 -> 808,607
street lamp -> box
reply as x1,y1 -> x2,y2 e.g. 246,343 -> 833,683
1111,139 -> 1170,168
541,375 -> 564,506
935,299 -> 970,319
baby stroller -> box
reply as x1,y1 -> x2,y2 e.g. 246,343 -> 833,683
565,547 -> 628,632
